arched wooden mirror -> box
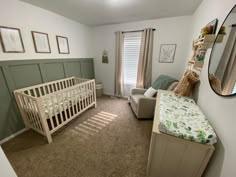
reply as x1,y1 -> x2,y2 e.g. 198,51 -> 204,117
208,5 -> 236,96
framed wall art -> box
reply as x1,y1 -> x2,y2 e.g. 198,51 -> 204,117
0,26 -> 25,53
159,44 -> 177,63
56,36 -> 69,54
32,31 -> 51,53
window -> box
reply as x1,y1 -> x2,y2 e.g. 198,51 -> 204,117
122,32 -> 142,96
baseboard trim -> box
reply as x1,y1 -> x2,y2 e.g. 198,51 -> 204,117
0,128 -> 29,145
103,92 -> 115,96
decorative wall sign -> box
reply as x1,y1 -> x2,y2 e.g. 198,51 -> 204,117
102,50 -> 109,63
0,26 -> 25,53
32,31 -> 51,53
56,36 -> 69,54
159,44 -> 177,63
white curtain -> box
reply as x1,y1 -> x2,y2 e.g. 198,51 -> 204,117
114,31 -> 124,96
136,28 -> 154,88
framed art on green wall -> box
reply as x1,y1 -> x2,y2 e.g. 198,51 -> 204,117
56,35 -> 70,54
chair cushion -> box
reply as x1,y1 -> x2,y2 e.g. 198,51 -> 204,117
152,75 -> 178,90
131,94 -> 146,107
144,87 -> 157,97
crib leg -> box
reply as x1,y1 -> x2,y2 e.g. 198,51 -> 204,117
46,134 -> 52,144
94,103 -> 97,108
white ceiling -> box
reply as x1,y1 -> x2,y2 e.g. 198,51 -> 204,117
20,0 -> 203,26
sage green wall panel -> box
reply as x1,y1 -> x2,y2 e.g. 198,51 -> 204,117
45,62 -> 65,82
81,60 -> 95,79
64,61 -> 82,77
0,58 -> 94,141
0,68 -> 24,140
9,64 -> 43,89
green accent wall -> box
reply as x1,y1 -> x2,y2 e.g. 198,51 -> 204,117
0,58 -> 94,141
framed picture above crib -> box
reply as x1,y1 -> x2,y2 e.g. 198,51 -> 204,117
56,36 -> 70,54
32,31 -> 51,53
0,26 -> 25,53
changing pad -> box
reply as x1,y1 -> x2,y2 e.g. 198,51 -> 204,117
159,93 -> 217,145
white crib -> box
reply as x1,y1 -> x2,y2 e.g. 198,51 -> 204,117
14,77 -> 96,143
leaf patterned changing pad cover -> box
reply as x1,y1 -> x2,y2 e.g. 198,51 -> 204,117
159,93 -> 217,145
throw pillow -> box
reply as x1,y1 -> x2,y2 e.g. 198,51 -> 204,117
144,87 -> 157,97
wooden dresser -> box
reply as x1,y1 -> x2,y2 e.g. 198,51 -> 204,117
147,90 -> 215,177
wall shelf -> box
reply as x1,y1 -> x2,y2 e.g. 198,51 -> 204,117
188,34 -> 224,72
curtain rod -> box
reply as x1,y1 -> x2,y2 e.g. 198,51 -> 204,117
122,29 -> 156,33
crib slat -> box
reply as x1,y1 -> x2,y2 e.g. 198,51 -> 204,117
77,86 -> 82,112
71,89 -> 75,116
56,93 -> 63,125
61,92 -> 68,121
86,84 -> 89,107
43,86 -> 47,96
85,83 -> 89,106
65,80 -> 68,88
81,85 -> 85,110
51,94 -> 60,127
66,91 -> 72,118
47,85 -> 51,94
38,87 -> 42,97
93,81 -> 97,106
89,82 -> 92,104
74,88 -> 79,114
45,96 -> 54,130
89,82 -> 92,105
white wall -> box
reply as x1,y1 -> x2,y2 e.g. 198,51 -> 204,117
0,0 -> 93,60
92,16 -> 192,95
190,0 -> 236,177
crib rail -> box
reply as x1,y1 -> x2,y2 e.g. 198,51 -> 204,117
14,77 -> 89,97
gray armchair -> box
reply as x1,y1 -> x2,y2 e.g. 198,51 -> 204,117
130,88 -> 156,119
130,78 -> 178,119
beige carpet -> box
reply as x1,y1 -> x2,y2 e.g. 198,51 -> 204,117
2,96 -> 153,177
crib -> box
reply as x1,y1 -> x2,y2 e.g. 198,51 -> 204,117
14,77 -> 96,143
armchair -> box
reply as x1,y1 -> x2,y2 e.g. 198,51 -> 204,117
130,75 -> 178,119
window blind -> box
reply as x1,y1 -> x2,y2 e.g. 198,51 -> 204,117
123,32 -> 142,85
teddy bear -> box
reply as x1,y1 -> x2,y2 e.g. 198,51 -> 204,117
174,70 -> 199,97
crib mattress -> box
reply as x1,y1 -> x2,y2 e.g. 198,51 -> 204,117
41,89 -> 93,118
158,93 -> 217,145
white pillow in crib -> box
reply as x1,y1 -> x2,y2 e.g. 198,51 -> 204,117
144,87 -> 157,97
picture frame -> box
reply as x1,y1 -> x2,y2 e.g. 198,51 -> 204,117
31,31 -> 51,53
0,26 -> 25,53
206,18 -> 218,34
56,36 -> 70,54
159,44 -> 177,63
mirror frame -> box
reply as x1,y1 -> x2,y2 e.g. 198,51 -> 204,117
208,4 -> 236,97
